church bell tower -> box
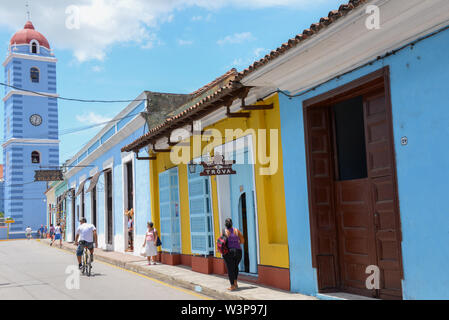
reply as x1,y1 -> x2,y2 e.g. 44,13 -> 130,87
3,20 -> 59,238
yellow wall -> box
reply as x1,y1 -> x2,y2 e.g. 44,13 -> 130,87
148,94 -> 289,269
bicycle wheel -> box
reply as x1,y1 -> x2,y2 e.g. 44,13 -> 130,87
87,251 -> 92,277
82,250 -> 87,275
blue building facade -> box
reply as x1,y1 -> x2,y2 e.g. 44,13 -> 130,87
64,95 -> 149,253
63,92 -> 189,255
2,21 -> 58,238
241,0 -> 449,300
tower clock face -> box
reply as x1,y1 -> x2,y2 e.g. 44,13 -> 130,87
30,114 -> 42,126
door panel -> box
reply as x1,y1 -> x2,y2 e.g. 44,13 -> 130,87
159,168 -> 181,254
364,93 -> 403,299
335,179 -> 377,296
188,170 -> 213,255
306,107 -> 339,290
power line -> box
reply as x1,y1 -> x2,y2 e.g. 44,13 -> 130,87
0,82 -> 147,103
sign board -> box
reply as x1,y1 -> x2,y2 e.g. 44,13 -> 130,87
34,170 -> 64,182
200,153 -> 236,177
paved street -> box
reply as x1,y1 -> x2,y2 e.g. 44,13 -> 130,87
0,240 -> 209,300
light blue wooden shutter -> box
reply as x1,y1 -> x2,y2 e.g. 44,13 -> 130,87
188,169 -> 213,255
159,168 -> 181,253
159,170 -> 171,252
169,168 -> 181,253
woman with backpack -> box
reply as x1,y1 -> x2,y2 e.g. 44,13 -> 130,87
220,218 -> 245,291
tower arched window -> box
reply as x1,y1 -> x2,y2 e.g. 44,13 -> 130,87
31,151 -> 41,164
30,40 -> 39,54
30,67 -> 39,83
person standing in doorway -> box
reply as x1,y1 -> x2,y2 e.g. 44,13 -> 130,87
223,218 -> 245,291
142,222 -> 158,265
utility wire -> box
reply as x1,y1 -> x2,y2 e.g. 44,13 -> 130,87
0,82 -> 147,103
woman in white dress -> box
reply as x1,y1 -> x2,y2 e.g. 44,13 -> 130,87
142,222 -> 158,265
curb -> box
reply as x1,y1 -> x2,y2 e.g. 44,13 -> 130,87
40,240 -> 247,300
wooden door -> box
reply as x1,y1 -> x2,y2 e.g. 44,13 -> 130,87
306,89 -> 403,299
333,92 -> 403,299
105,170 -> 113,246
363,92 -> 403,300
305,107 -> 339,290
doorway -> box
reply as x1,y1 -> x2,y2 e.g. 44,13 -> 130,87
91,186 -> 97,227
105,170 -> 113,247
124,161 -> 134,252
71,189 -> 75,241
238,193 -> 250,273
229,147 -> 258,275
304,68 -> 404,300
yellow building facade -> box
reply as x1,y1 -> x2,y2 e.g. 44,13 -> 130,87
145,93 -> 290,290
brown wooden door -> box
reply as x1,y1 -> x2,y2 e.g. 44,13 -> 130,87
335,179 -> 378,297
306,107 -> 339,290
306,88 -> 403,299
333,92 -> 403,299
363,92 -> 403,300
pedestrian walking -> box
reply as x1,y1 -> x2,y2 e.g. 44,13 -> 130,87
38,225 -> 44,238
43,225 -> 48,238
51,223 -> 63,248
142,222 -> 158,265
222,218 -> 245,291
25,226 -> 32,240
49,224 -> 55,241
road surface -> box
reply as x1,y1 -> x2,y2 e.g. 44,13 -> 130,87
0,239 -> 209,300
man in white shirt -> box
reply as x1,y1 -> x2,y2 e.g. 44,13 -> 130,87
75,218 -> 98,269
25,226 -> 32,240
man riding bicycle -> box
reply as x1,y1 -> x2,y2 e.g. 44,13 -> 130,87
74,218 -> 98,270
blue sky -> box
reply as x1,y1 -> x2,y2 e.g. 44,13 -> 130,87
0,0 -> 344,164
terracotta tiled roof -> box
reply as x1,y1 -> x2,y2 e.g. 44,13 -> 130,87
121,70 -> 243,153
237,0 -> 368,80
190,68 -> 238,97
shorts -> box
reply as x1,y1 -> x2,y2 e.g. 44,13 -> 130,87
54,234 -> 61,240
76,241 -> 94,256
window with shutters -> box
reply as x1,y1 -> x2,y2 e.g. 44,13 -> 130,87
159,167 -> 181,253
188,166 -> 214,256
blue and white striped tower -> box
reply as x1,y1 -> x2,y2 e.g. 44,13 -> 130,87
2,21 -> 59,238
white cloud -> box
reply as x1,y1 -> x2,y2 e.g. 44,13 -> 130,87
91,65 -> 104,72
217,32 -> 256,46
76,112 -> 112,125
0,0 -> 331,62
191,13 -> 212,22
178,39 -> 194,46
228,47 -> 267,69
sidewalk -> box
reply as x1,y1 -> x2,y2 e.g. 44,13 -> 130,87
40,239 -> 316,300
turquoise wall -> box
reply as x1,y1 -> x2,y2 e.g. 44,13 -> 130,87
280,27 -> 449,299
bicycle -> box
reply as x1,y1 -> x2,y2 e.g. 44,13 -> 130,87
80,241 -> 93,277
